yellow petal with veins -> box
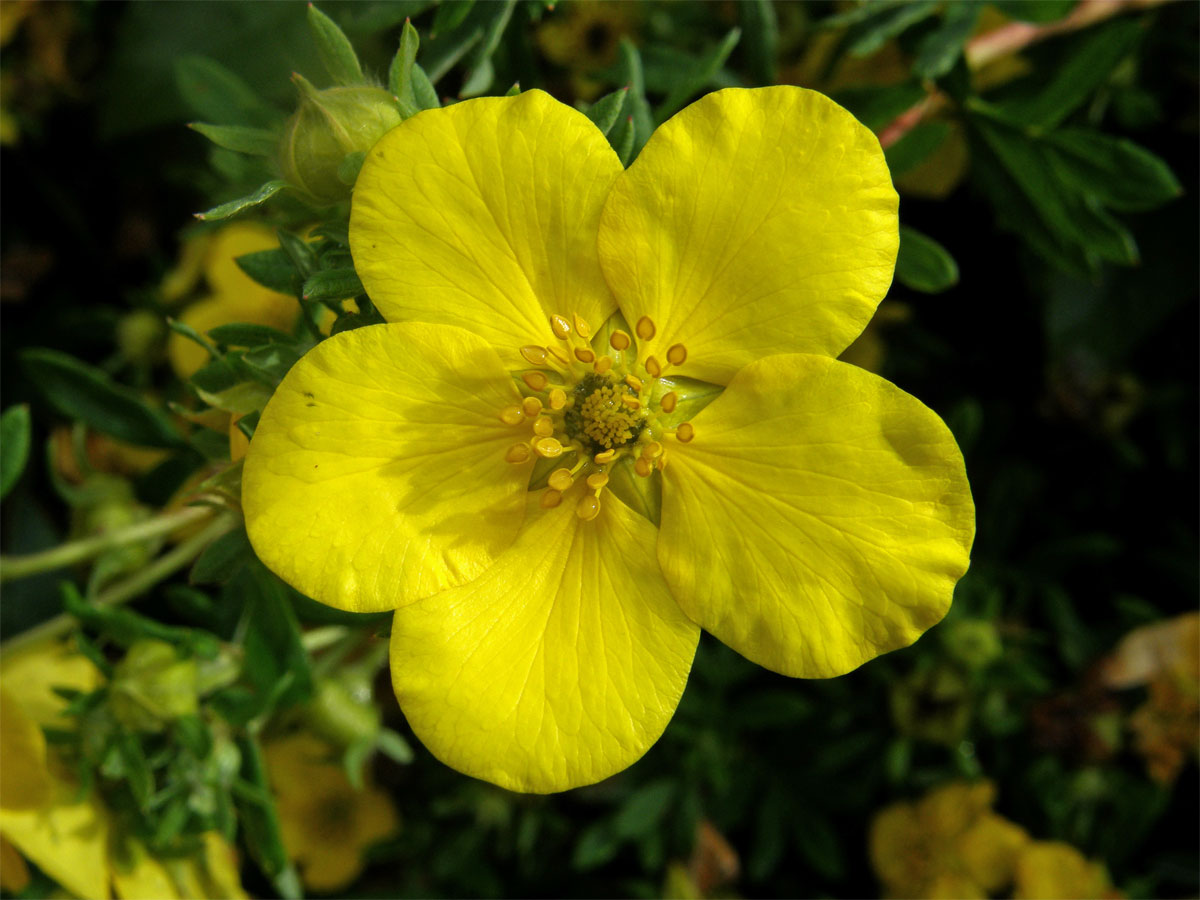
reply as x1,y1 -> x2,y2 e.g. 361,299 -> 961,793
243,322 -> 529,612
0,782 -> 109,900
599,87 -> 898,384
390,493 -> 699,793
658,353 -> 973,677
351,90 -> 622,357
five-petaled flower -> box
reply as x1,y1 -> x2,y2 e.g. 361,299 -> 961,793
243,86 -> 975,793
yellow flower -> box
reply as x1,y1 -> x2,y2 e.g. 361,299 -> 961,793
869,780 -> 1029,899
264,732 -> 398,893
1012,841 -> 1121,900
536,1 -> 636,72
243,88 -> 975,792
166,223 -> 297,378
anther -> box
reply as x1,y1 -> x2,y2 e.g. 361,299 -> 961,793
573,313 -> 592,339
505,443 -> 531,463
645,356 -> 662,378
534,437 -> 564,458
533,416 -> 555,437
586,472 -> 609,490
522,371 -> 549,391
574,347 -> 596,364
594,448 -> 616,464
641,441 -> 663,460
547,345 -> 571,366
620,395 -> 641,410
667,343 -> 688,366
540,489 -> 563,508
636,316 -> 656,340
634,457 -> 652,477
520,345 -> 548,366
675,422 -> 695,443
576,495 -> 601,521
548,388 -> 567,410
594,355 -> 614,374
609,330 -> 631,351
660,391 -> 678,413
499,405 -> 525,425
624,375 -> 643,392
522,396 -> 543,418
548,468 -> 574,492
550,314 -> 572,340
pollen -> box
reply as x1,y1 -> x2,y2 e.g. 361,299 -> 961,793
675,422 -> 695,443
645,356 -> 662,378
520,345 -> 548,365
572,313 -> 592,339
550,314 -> 572,340
667,343 -> 687,366
505,443 -> 531,463
523,371 -> 549,391
534,437 -> 564,458
574,347 -> 595,364
594,355 -> 613,374
548,468 -> 575,491
522,396 -> 543,417
576,494 -> 601,521
500,405 -> 525,425
579,383 -> 641,449
548,388 -> 567,410
660,391 -> 678,413
540,489 -> 563,508
609,330 -> 631,351
635,316 -> 656,340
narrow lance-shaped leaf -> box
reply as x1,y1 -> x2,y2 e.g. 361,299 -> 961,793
307,3 -> 365,86
895,226 -> 959,294
0,405 -> 32,500
196,180 -> 287,221
913,1 -> 979,80
845,0 -> 940,57
656,28 -> 741,122
740,0 -> 779,85
389,18 -> 421,115
619,40 -> 654,160
431,0 -> 475,37
586,87 -> 629,137
302,267 -> 364,302
175,55 -> 279,127
1044,129 -> 1182,212
188,123 -> 278,157
459,0 -> 516,98
237,248 -> 302,296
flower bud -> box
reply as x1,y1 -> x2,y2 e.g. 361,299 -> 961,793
278,77 -> 402,206
305,676 -> 381,748
115,309 -> 166,365
941,619 -> 1003,671
110,639 -> 198,732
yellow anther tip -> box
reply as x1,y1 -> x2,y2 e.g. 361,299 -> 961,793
574,347 -> 595,364
522,371 -> 549,391
533,416 -> 555,437
594,449 -> 616,464
635,316 -> 657,340
499,406 -> 525,425
667,343 -> 688,366
609,330 -> 631,351
547,345 -> 570,366
586,471 -> 609,490
548,468 -> 574,492
549,388 -> 567,410
534,437 -> 564,458
620,395 -> 641,410
624,375 -> 643,392
594,355 -> 614,374
572,313 -> 592,339
645,356 -> 662,378
634,457 -> 652,477
505,443 -> 531,464
642,441 -> 663,460
660,391 -> 678,413
576,495 -> 601,521
520,345 -> 548,366
522,396 -> 543,417
540,489 -> 563,508
675,422 -> 695,443
550,314 -> 572,340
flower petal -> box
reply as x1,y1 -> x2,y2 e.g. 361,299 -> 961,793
598,87 -> 898,383
658,353 -> 973,677
351,90 -> 622,355
390,493 -> 699,793
243,322 -> 530,612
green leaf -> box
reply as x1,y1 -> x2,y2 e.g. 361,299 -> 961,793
1044,129 -> 1182,212
833,80 -> 926,131
166,317 -> 218,360
174,55 -> 279,128
197,180 -> 287,221
377,728 -> 415,764
844,0 -> 939,57
884,120 -> 950,177
896,226 -> 959,293
337,150 -> 366,186
618,39 -> 654,161
655,28 -> 741,122
302,267 -> 364,302
235,562 -> 314,717
793,810 -> 844,881
1,405 -> 32,500
411,63 -> 440,110
740,0 -> 779,85
236,343 -> 305,388
997,19 -> 1142,130
913,1 -> 979,79
276,229 -> 318,278
389,19 -> 421,110
572,821 -> 619,870
307,3 -> 365,86
432,0 -> 475,36
608,114 -> 636,167
234,735 -> 304,899
612,780 -> 675,840
989,0 -> 1076,23
585,88 -> 628,136
188,122 -> 277,156
207,324 -> 298,348
190,527 -> 252,586
236,248 -> 302,296
21,350 -> 183,448
459,0 -> 516,98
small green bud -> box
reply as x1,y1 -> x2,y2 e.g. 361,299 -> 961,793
278,76 -> 402,206
941,618 -> 1003,670
110,639 -> 199,732
115,310 -> 166,365
890,664 -> 971,746
305,676 -> 381,748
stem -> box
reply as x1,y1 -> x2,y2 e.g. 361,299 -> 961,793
0,513 -> 237,656
0,505 -> 214,583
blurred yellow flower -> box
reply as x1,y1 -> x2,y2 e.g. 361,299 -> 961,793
870,780 -> 1029,899
166,223 -> 297,378
1013,841 -> 1121,900
264,732 -> 398,892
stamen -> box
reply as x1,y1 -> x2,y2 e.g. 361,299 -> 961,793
609,330 -> 631,351
576,495 -> 601,521
550,314 -> 572,340
522,396 -> 543,418
573,314 -> 592,339
533,416 -> 555,437
660,391 -> 678,413
580,384 -> 641,448
523,371 -> 549,391
620,395 -> 641,410
499,405 -> 525,425
574,347 -> 596,364
645,356 -> 662,378
548,468 -> 574,491
505,443 -> 531,463
594,448 -> 616,464
548,388 -> 567,410
624,374 -> 643,392
594,355 -> 614,375
586,472 -> 609,490
636,316 -> 656,340
634,457 -> 652,477
641,441 -> 663,460
534,437 -> 565,458
675,422 -> 695,443
667,343 -> 688,366
547,345 -> 571,366
520,345 -> 548,366
540,489 -> 563,508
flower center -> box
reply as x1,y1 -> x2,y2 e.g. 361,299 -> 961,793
496,312 -> 695,523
